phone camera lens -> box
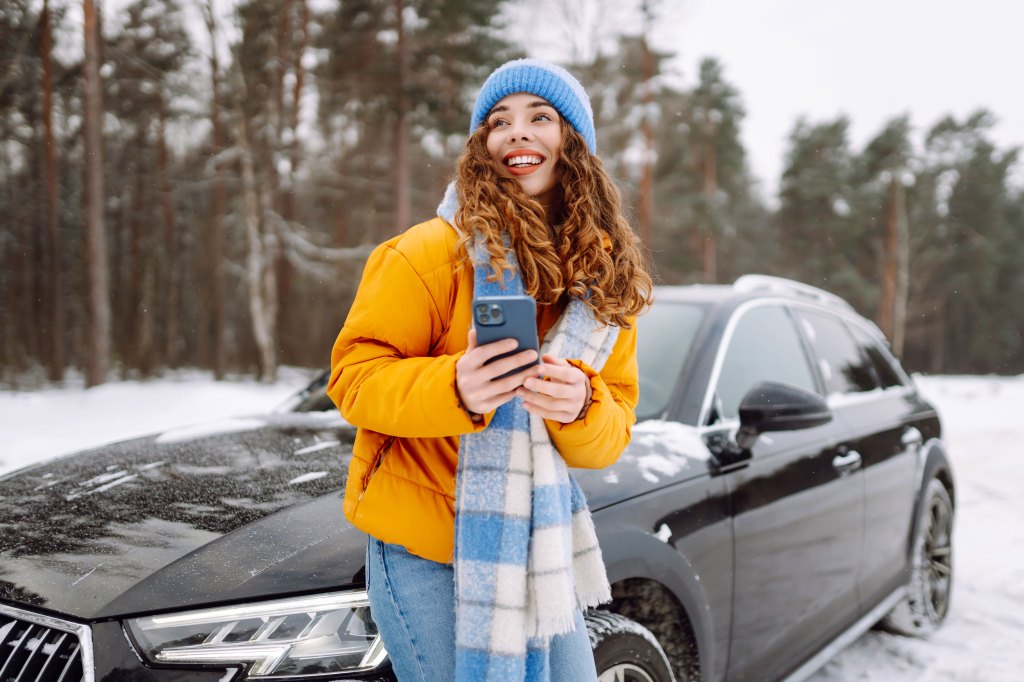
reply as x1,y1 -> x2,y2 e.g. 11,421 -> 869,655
479,313 -> 490,322
476,304 -> 488,314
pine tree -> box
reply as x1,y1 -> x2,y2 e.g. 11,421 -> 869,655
778,117 -> 866,308
856,116 -> 914,354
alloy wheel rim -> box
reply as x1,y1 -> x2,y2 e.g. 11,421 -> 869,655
597,663 -> 658,682
923,493 -> 953,620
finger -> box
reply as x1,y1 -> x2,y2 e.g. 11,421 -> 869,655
473,337 -> 523,363
536,361 -> 584,384
480,349 -> 539,380
518,388 -> 569,412
467,327 -> 478,352
477,389 -> 520,413
522,399 -> 573,423
521,375 -> 574,399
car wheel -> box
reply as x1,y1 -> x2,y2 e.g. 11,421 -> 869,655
881,477 -> 954,636
586,610 -> 676,682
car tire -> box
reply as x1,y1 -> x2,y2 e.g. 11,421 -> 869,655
586,610 -> 676,682
881,477 -> 954,636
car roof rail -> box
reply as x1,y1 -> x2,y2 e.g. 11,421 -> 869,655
733,274 -> 855,311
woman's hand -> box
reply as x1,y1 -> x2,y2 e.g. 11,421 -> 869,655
456,329 -> 540,417
516,354 -> 591,424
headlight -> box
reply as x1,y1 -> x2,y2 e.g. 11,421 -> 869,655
127,590 -> 386,677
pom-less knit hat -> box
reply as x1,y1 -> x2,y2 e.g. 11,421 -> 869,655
470,58 -> 597,153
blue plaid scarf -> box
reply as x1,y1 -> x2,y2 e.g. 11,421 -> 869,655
439,185 -> 616,681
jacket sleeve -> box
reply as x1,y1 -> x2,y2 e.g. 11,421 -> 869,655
327,241 -> 485,438
546,320 -> 639,469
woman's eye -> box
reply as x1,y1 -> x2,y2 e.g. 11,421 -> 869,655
533,113 -> 552,122
489,118 -> 508,128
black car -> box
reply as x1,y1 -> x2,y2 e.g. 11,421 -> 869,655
0,275 -> 954,682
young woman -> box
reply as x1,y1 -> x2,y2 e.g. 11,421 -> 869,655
328,59 -> 653,682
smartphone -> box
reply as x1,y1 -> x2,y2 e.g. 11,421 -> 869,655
472,295 -> 541,380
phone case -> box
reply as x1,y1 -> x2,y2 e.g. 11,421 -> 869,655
473,295 -> 540,380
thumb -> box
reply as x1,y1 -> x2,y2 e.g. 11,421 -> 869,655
466,327 -> 478,352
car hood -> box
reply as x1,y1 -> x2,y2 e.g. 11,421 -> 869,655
0,413 -> 712,621
0,412 -> 365,621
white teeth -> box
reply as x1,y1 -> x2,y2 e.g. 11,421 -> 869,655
505,155 -> 543,167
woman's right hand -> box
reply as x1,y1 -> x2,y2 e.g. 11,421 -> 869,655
456,328 -> 539,417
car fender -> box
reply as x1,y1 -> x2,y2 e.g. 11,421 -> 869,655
598,526 -> 717,681
908,437 -> 956,556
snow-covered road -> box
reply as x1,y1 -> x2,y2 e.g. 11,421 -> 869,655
1,371 -> 1021,680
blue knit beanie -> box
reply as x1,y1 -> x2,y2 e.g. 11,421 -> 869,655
470,58 -> 597,153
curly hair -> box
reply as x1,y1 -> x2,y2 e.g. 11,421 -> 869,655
454,118 -> 653,328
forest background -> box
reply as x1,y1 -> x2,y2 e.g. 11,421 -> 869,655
1,0 -> 1022,388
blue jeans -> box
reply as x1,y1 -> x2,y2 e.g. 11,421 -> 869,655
365,537 -> 598,681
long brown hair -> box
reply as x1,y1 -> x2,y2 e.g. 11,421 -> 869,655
454,118 -> 653,328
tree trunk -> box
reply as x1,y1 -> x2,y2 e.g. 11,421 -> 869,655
393,0 -> 411,234
237,114 -> 278,382
203,0 -> 227,379
41,0 -> 64,380
893,180 -> 910,357
702,134 -> 718,282
636,27 -> 654,252
82,0 -> 111,386
877,177 -> 898,341
131,129 -> 157,376
157,99 -> 181,367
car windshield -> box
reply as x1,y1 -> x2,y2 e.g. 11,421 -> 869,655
286,370 -> 335,413
635,301 -> 707,421
293,300 -> 707,421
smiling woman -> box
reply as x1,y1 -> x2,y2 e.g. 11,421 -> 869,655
326,58 -> 654,681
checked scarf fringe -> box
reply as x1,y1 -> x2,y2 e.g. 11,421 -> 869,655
450,218 -> 617,681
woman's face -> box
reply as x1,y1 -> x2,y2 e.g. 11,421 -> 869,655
485,93 -> 563,207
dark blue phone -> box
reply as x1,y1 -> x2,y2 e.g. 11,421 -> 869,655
473,295 -> 541,380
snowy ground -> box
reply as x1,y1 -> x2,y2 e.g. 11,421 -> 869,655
1,371 -> 1021,680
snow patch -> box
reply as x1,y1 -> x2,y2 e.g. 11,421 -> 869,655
654,523 -> 672,543
293,441 -> 340,455
637,453 -> 691,483
66,473 -> 139,501
288,471 -> 330,485
632,419 -> 711,460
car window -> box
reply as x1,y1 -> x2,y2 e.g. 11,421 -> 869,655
711,304 -> 817,423
848,323 -> 905,388
796,309 -> 878,396
636,302 -> 706,421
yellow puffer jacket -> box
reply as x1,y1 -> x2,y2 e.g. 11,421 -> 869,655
327,216 -> 639,563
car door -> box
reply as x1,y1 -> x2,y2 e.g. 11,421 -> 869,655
702,302 -> 864,682
843,321 -> 922,610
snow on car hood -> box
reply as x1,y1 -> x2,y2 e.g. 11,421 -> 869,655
0,412 -> 367,620
575,419 -> 713,509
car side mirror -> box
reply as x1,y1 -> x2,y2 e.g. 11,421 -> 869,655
736,381 -> 832,449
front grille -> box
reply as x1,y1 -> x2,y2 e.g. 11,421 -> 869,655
0,605 -> 92,682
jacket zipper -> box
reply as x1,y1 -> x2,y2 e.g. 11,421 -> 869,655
359,436 -> 395,499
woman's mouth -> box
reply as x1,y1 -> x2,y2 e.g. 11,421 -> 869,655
503,152 -> 545,176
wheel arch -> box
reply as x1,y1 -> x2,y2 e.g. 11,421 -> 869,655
599,527 -> 713,681
910,438 -> 956,554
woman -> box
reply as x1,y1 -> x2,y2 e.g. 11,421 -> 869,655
328,59 -> 653,681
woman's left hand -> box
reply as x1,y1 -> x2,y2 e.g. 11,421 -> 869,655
516,355 -> 590,424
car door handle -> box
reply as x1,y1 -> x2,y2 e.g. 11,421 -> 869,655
832,450 -> 862,474
901,427 -> 923,447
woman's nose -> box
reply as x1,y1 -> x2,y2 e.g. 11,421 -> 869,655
507,121 -> 532,142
